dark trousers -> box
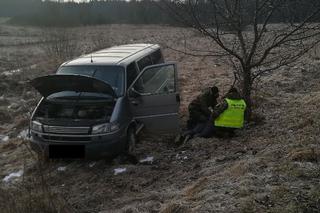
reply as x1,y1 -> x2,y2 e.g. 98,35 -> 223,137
185,123 -> 236,139
185,120 -> 215,138
214,126 -> 236,138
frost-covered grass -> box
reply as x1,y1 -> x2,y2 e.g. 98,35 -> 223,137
1,23 -> 320,212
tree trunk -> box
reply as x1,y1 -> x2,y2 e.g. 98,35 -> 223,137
242,68 -> 252,121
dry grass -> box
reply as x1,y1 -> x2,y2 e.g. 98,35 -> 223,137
40,28 -> 80,65
288,148 -> 320,162
160,203 -> 190,213
0,185 -> 72,213
0,143 -> 74,213
269,186 -> 291,203
228,161 -> 250,178
238,197 -> 260,213
1,23 -> 320,212
268,185 -> 320,213
184,177 -> 208,200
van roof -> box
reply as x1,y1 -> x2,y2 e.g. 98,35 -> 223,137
62,43 -> 160,67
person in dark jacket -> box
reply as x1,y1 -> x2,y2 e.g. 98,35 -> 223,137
187,86 -> 219,129
182,86 -> 219,140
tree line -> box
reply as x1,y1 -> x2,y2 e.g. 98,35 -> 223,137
1,0 -> 177,27
1,0 -> 320,27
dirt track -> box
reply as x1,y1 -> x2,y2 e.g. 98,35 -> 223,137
1,24 -> 320,213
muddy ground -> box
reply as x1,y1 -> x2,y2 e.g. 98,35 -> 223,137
0,23 -> 320,213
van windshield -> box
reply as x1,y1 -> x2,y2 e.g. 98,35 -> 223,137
57,65 -> 124,97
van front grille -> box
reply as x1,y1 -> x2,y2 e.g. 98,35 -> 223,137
42,135 -> 90,142
43,125 -> 90,135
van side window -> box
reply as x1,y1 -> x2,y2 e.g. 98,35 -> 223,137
126,62 -> 139,88
134,64 -> 176,95
150,50 -> 164,64
137,56 -> 152,71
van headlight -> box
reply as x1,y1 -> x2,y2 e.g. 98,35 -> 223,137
31,121 -> 42,132
92,123 -> 119,134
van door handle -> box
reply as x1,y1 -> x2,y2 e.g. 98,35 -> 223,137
131,100 -> 139,106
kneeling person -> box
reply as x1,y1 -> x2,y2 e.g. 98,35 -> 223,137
186,86 -> 219,137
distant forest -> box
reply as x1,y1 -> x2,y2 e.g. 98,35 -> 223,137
0,0 -> 176,26
1,0 -> 320,27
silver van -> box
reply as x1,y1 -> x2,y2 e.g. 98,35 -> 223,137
29,44 -> 180,158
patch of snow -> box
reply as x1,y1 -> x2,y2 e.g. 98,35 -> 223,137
3,68 -> 22,76
2,64 -> 38,76
176,152 -> 189,161
30,64 -> 37,69
7,103 -> 19,110
114,168 -> 126,175
89,162 -> 96,168
18,129 -> 29,140
57,166 -> 67,172
3,170 -> 24,183
0,135 -> 9,142
139,156 -> 154,164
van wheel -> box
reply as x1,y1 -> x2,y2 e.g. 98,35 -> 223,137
126,127 -> 136,155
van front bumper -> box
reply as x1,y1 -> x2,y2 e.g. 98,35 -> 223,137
29,129 -> 127,159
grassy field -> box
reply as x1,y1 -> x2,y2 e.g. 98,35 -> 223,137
0,22 -> 320,213
0,17 -> 10,24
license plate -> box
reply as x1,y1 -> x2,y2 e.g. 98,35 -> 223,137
49,145 -> 85,158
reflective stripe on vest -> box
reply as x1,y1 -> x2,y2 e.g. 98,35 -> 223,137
214,98 -> 246,128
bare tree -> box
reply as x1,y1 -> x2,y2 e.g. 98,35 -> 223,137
90,27 -> 112,51
163,0 -> 320,118
40,28 -> 80,66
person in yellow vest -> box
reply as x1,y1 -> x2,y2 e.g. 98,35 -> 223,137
177,87 -> 245,142
188,87 -> 246,138
211,87 -> 246,137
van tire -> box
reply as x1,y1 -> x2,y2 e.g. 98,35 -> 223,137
126,127 -> 136,156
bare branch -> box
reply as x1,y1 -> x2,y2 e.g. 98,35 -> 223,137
165,45 -> 229,58
160,0 -> 320,116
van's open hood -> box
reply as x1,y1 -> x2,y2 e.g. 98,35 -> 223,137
30,75 -> 116,98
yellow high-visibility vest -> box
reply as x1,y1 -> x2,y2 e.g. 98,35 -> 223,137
214,98 -> 246,128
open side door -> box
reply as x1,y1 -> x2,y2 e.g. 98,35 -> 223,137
128,63 -> 180,134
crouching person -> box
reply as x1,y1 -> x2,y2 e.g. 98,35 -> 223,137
175,86 -> 219,144
185,86 -> 219,137
211,88 -> 246,137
